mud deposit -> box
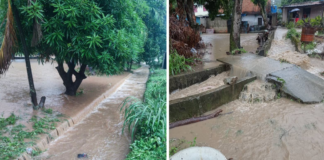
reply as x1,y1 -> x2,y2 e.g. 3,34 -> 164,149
35,66 -> 149,160
170,98 -> 324,160
170,72 -> 229,100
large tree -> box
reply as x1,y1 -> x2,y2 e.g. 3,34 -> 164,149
16,0 -> 147,96
251,0 -> 269,28
196,0 -> 239,51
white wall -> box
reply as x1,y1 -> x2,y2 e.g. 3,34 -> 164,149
283,8 -> 287,22
200,17 -> 207,27
206,17 -> 228,33
242,15 -> 264,26
195,6 -> 208,17
310,5 -> 324,18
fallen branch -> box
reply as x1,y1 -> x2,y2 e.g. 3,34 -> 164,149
169,109 -> 223,129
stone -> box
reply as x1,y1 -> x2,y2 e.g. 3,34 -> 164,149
223,76 -> 238,85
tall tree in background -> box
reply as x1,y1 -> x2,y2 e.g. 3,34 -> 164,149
0,0 -> 39,107
197,0 -> 239,51
17,0 -> 148,96
251,0 -> 269,28
230,0 -> 243,51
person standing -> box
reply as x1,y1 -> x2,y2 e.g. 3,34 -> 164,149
295,12 -> 300,23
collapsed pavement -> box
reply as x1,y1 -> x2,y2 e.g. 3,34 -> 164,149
218,53 -> 324,103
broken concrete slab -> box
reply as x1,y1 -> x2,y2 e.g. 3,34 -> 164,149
218,53 -> 293,80
218,53 -> 324,103
267,66 -> 324,103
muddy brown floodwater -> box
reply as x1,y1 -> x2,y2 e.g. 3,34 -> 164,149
170,71 -> 229,100
0,59 -> 130,118
170,97 -> 324,160
191,33 -> 259,73
267,27 -> 324,79
34,66 -> 149,160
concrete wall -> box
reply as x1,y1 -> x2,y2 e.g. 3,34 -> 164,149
200,17 -> 207,27
169,64 -> 230,92
206,17 -> 228,33
242,15 -> 264,26
169,76 -> 257,122
310,5 -> 324,18
283,8 -> 287,22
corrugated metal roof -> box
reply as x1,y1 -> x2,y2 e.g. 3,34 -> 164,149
281,1 -> 324,8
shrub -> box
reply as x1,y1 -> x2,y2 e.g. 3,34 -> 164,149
169,49 -> 192,76
286,22 -> 295,29
121,69 -> 166,160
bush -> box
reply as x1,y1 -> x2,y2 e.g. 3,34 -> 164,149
169,49 -> 192,76
286,22 -> 295,29
286,28 -> 300,39
121,69 -> 166,160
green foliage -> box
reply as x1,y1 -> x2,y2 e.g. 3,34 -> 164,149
286,28 -> 300,39
43,108 -> 53,114
231,48 -> 247,55
121,69 -> 166,160
76,88 -> 84,96
310,16 -> 323,27
0,113 -> 18,128
169,137 -> 197,156
169,49 -> 192,76
286,22 -> 295,29
304,42 -> 316,50
0,114 -> 59,159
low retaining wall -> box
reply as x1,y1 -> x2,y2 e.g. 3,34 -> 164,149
169,64 -> 230,92
256,28 -> 276,56
169,76 -> 257,122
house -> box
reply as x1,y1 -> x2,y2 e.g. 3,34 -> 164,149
281,1 -> 324,23
194,5 -> 209,29
194,0 -> 273,33
241,0 -> 272,27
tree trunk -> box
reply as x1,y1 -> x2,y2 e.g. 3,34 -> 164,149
185,0 -> 195,28
259,3 -> 268,28
55,61 -> 87,96
230,0 -> 243,52
162,51 -> 166,69
12,1 -> 38,106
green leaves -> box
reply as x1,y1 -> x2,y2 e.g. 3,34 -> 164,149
86,33 -> 103,48
121,69 -> 166,160
19,0 -> 44,21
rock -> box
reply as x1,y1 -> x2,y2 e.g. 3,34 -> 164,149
190,48 -> 197,56
223,76 -> 238,85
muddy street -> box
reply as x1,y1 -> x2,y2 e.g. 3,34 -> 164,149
170,84 -> 324,160
34,66 -> 149,160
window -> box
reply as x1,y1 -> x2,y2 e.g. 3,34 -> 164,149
303,8 -> 311,18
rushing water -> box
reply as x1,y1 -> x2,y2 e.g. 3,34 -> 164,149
170,31 -> 324,159
35,66 -> 149,160
170,96 -> 324,160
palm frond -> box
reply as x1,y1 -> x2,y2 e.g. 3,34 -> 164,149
0,0 -> 17,74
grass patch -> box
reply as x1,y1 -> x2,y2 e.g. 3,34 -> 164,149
121,68 -> 166,159
42,108 -> 53,114
169,137 -> 197,156
0,114 -> 60,159
169,49 -> 192,76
